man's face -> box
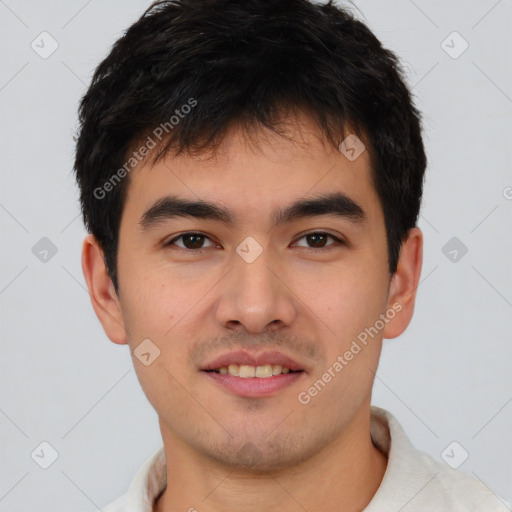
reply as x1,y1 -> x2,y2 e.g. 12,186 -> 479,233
114,116 -> 394,471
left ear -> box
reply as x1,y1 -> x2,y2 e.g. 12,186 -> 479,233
383,227 -> 423,339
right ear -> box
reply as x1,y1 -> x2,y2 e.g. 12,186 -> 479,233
81,234 -> 128,345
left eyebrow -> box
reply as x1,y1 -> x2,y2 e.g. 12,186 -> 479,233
271,192 -> 366,226
138,192 -> 367,231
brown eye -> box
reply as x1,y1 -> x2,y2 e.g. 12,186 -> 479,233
165,233 -> 215,251
306,233 -> 329,248
295,232 -> 343,249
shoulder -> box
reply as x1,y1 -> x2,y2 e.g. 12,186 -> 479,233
415,450 -> 510,511
368,406 -> 510,511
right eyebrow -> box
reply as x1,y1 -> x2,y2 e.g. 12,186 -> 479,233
139,195 -> 234,231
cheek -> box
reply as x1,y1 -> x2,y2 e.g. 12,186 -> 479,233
123,282 -> 192,409
322,267 -> 387,324
121,275 -> 211,375
310,280 -> 389,377
120,279 -> 177,349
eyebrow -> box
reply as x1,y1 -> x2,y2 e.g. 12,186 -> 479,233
139,192 -> 366,231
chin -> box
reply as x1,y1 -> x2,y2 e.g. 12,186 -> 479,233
198,432 -> 325,473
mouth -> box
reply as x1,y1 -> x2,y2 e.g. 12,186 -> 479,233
200,350 -> 306,397
204,364 -> 302,378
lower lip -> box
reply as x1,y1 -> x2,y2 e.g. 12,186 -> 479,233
202,371 -> 304,398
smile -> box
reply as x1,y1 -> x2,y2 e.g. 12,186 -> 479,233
206,364 -> 300,378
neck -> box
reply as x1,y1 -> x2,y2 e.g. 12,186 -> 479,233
154,404 -> 387,512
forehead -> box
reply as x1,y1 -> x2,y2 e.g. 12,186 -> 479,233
120,114 -> 382,231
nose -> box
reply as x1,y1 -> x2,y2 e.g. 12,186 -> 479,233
215,242 -> 297,334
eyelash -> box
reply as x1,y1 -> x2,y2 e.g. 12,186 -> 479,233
163,231 -> 345,254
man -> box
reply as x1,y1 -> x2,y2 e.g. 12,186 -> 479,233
74,0 -> 509,510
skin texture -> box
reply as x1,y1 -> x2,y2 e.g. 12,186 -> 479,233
82,114 -> 423,512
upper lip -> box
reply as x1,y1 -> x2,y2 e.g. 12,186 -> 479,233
201,350 -> 304,372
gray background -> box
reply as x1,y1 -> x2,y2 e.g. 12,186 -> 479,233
0,0 -> 511,510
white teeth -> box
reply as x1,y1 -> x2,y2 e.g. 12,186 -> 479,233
272,364 -> 282,375
228,364 -> 239,376
239,365 -> 255,378
255,365 -> 273,378
217,364 -> 293,377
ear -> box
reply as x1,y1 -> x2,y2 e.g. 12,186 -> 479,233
81,233 -> 128,345
383,227 -> 423,339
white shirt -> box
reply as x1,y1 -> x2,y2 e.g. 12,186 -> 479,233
103,406 -> 510,511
